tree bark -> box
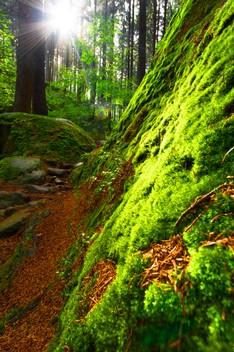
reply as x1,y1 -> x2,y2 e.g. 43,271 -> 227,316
163,0 -> 168,36
152,0 -> 157,56
137,0 -> 147,85
14,0 -> 48,115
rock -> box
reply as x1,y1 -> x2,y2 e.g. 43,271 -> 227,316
0,191 -> 30,210
62,185 -> 72,191
28,199 -> 48,207
0,208 -> 32,237
0,157 -> 46,184
42,183 -> 52,187
25,184 -> 55,194
0,113 -> 96,163
47,167 -> 67,176
55,177 -> 64,185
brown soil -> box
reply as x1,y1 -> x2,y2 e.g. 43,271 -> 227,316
0,182 -> 82,352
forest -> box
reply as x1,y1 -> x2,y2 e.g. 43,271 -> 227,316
0,0 -> 233,351
0,0 -> 181,136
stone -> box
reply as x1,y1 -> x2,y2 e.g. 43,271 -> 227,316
55,177 -> 64,185
47,167 -> 67,176
0,208 -> 32,237
28,199 -> 47,207
0,191 -> 30,210
0,157 -> 46,184
25,184 -> 55,194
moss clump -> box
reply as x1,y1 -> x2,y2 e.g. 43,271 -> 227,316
0,157 -> 22,181
0,113 -> 96,163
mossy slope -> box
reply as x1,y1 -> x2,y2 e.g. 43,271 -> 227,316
49,0 -> 234,351
0,113 -> 95,163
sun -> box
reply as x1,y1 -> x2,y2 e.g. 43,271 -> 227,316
46,1 -> 78,38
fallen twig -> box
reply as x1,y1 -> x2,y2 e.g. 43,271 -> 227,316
175,183 -> 232,227
222,146 -> 234,163
184,206 -> 209,232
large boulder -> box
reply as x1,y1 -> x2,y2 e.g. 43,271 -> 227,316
0,113 -> 96,163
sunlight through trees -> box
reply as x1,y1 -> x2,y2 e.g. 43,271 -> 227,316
0,0 -> 182,120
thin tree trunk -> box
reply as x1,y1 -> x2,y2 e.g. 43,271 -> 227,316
152,0 -> 157,56
137,0 -> 147,85
130,0 -> 135,83
163,0 -> 168,36
14,0 -> 33,113
90,0 -> 97,104
32,0 -> 48,115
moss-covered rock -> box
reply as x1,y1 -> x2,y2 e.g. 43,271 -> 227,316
48,0 -> 234,351
0,113 -> 96,163
0,157 -> 45,184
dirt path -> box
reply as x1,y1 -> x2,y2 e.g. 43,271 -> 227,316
0,186 -> 80,351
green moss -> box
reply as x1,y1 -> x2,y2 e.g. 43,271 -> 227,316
0,157 -> 22,180
48,0 -> 234,351
0,113 -> 95,162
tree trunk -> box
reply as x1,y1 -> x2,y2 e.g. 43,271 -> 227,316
14,0 -> 48,115
130,0 -> 135,82
137,0 -> 147,85
152,0 -> 157,56
163,0 -> 168,36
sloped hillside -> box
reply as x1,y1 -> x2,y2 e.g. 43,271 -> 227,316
49,0 -> 234,351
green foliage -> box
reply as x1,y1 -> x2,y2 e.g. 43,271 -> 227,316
187,246 -> 233,301
71,148 -> 124,187
0,10 -> 16,112
46,38 -> 133,138
56,240 -> 81,281
144,284 -> 182,323
182,246 -> 234,351
46,66 -> 88,116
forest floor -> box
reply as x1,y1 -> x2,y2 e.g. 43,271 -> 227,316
0,155 -> 134,352
0,176 -> 88,352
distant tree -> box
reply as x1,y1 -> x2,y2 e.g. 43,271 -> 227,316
14,0 -> 48,115
137,0 -> 146,84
